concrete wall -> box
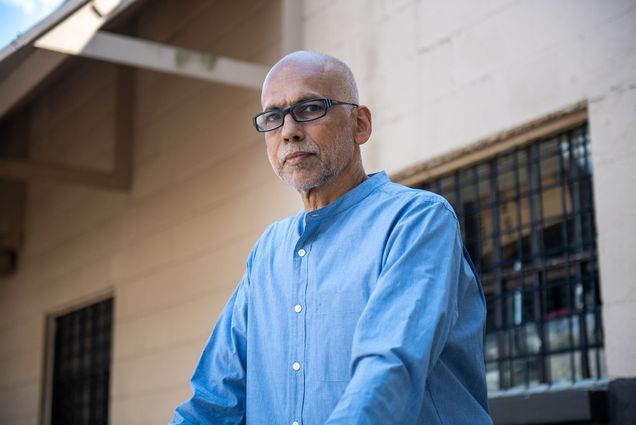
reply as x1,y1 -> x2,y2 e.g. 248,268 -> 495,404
0,1 -> 295,424
301,0 -> 636,379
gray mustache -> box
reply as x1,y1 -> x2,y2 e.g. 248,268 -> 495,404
278,142 -> 320,163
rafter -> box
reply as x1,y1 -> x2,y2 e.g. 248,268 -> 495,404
36,31 -> 268,89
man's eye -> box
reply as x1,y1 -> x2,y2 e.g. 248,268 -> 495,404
264,112 -> 283,123
298,103 -> 323,113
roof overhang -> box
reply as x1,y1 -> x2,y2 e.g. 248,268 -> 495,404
0,0 -> 282,193
0,0 -> 270,121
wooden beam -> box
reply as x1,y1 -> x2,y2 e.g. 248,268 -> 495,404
36,30 -> 269,89
34,1 -> 123,56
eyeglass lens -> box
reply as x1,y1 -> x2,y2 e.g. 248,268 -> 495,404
256,99 -> 328,131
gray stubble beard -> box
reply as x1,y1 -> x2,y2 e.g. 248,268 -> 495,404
273,136 -> 352,193
278,159 -> 337,192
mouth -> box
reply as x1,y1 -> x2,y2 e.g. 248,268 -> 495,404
284,151 -> 314,165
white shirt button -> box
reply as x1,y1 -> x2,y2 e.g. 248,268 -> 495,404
297,248 -> 306,257
294,304 -> 302,313
292,361 -> 301,371
292,422 -> 300,425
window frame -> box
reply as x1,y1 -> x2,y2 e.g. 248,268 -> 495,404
394,102 -> 588,187
40,293 -> 114,425
397,104 -> 610,424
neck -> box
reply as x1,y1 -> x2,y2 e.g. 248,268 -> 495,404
298,160 -> 367,212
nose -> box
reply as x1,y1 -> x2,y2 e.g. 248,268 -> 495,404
280,113 -> 304,142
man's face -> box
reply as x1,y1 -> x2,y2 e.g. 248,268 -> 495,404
260,65 -> 357,192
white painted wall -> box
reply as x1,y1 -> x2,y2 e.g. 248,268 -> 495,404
302,0 -> 636,379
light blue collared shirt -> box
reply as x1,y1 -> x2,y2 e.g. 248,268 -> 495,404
170,172 -> 492,424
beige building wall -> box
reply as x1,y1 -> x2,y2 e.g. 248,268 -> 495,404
0,1 -> 298,424
301,0 -> 636,380
1,1 -> 635,424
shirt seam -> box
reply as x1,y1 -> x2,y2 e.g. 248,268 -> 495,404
376,185 -> 459,220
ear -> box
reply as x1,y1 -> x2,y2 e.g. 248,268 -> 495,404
353,105 -> 372,146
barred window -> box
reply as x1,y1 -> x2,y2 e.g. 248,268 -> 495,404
419,123 -> 605,393
50,298 -> 113,425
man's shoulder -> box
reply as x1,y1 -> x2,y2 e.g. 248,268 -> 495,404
374,179 -> 457,218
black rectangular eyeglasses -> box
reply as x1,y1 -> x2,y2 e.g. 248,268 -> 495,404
252,98 -> 358,132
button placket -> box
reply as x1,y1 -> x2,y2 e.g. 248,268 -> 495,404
291,222 -> 314,424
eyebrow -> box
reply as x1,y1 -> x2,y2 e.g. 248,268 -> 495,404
263,105 -> 282,112
263,96 -> 322,112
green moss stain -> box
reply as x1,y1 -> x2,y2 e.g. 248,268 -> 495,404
200,53 -> 218,69
174,49 -> 191,67
174,48 -> 218,70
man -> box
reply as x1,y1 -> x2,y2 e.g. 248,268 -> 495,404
170,51 -> 492,424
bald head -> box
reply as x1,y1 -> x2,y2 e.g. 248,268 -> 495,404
262,51 -> 359,105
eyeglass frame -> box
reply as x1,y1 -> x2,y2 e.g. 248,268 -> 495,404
252,98 -> 359,133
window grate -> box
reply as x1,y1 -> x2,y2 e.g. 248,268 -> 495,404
51,298 -> 113,425
419,123 -> 605,392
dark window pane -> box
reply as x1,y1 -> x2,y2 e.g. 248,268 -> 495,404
416,123 -> 604,392
51,298 -> 113,425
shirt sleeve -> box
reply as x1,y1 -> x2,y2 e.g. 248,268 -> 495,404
325,200 -> 467,424
168,271 -> 250,425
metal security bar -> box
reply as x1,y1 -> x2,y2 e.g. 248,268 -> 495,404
51,298 -> 113,425
419,123 -> 605,392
